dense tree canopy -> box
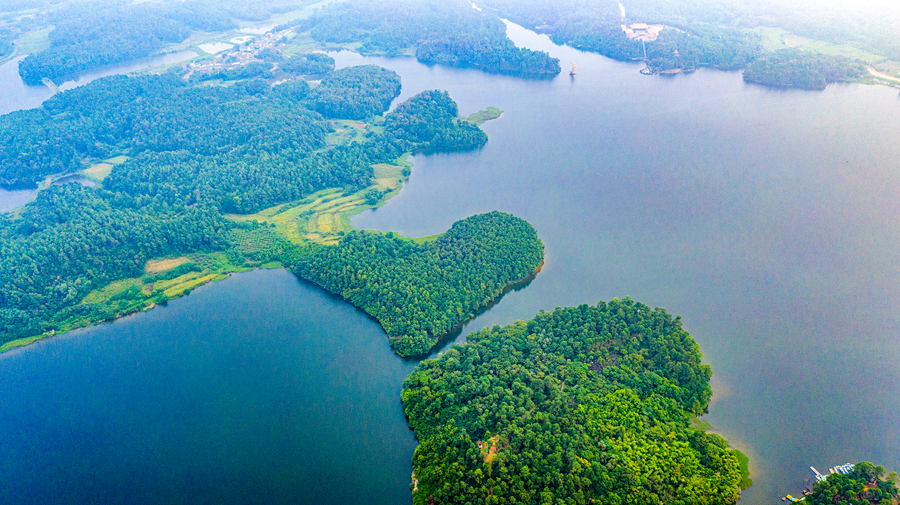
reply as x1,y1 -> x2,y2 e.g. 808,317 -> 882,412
743,49 -> 866,90
291,212 -> 544,356
275,52 -> 336,75
805,462 -> 898,505
0,184 -> 228,343
307,65 -> 402,120
298,0 -> 560,78
402,299 -> 743,505
0,65 -> 502,347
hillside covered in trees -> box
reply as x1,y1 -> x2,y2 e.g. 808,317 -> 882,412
743,49 -> 866,90
805,462 -> 898,505
291,212 -> 544,357
16,0 -> 318,85
402,298 -> 745,504
296,0 -> 560,78
0,63 -> 511,349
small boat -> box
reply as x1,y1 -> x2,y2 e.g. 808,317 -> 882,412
570,63 -> 576,76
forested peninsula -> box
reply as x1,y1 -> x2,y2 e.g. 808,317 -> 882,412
0,59 -> 525,355
805,462 -> 898,505
293,212 -> 544,357
403,298 -> 746,504
743,50 -> 866,90
294,0 -> 560,79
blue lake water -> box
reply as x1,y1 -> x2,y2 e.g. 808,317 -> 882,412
1,22 -> 899,505
0,270 -> 418,505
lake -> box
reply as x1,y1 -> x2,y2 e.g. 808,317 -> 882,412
2,22 -> 899,505
0,270 -> 419,505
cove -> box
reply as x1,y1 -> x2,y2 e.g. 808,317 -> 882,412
0,269 -> 418,505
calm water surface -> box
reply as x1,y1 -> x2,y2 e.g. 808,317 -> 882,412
349,23 -> 900,503
1,23 -> 899,505
0,270 -> 418,505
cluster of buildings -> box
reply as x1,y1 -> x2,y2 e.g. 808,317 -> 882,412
187,30 -> 289,76
622,23 -> 665,42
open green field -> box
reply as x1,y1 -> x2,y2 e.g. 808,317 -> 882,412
13,26 -> 52,55
463,106 -> 503,126
755,26 -> 893,70
226,163 -> 405,246
80,163 -> 113,182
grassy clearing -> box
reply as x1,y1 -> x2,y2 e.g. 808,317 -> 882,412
81,277 -> 143,304
263,0 -> 345,26
161,273 -> 219,297
225,159 -> 409,245
755,26 -> 889,67
145,256 -> 190,274
80,163 -> 113,182
14,27 -> 53,55
106,156 -> 129,165
0,336 -> 45,353
463,106 -> 503,126
411,233 -> 442,244
324,120 -> 369,147
690,416 -> 714,432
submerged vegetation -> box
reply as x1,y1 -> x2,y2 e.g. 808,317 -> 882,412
292,212 -> 544,357
403,299 -> 745,504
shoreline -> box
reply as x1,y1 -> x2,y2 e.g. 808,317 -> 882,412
2,107 -> 508,355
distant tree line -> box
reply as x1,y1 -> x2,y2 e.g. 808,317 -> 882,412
479,0 -> 892,87
743,49 -> 866,90
403,298 -> 745,504
193,53 -> 335,82
291,212 -> 544,356
481,0 -> 761,72
16,0 -> 318,85
296,0 -> 560,78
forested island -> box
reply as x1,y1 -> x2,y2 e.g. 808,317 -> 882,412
805,463 -> 898,505
293,212 -> 544,357
403,298 -> 747,504
0,59 -> 525,354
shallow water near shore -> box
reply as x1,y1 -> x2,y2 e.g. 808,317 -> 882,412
1,22 -> 899,505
